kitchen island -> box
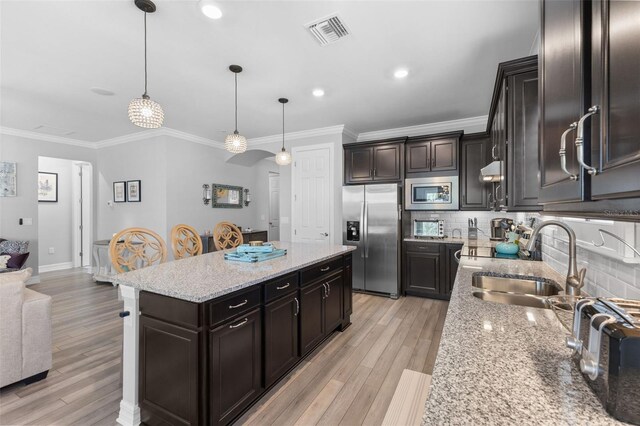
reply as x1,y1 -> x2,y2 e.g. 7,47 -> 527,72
114,242 -> 355,426
422,243 -> 625,425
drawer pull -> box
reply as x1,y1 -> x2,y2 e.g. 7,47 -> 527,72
276,283 -> 290,290
229,299 -> 248,309
294,297 -> 299,316
229,318 -> 248,329
320,266 -> 331,272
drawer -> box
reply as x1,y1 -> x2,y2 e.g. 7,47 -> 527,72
264,273 -> 299,303
404,241 -> 441,253
140,291 -> 202,329
209,287 -> 261,327
300,256 -> 344,286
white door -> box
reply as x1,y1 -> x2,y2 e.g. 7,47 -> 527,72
292,144 -> 333,244
268,174 -> 280,241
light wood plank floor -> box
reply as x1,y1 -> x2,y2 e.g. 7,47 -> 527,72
0,269 -> 448,426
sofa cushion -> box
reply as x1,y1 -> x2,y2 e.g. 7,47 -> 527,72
0,267 -> 32,285
1,252 -> 30,270
0,240 -> 29,255
0,255 -> 10,270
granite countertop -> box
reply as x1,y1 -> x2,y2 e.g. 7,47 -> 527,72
114,242 -> 355,303
422,252 -> 625,424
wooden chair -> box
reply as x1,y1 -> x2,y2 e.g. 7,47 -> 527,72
109,227 -> 167,273
213,222 -> 244,250
170,224 -> 203,259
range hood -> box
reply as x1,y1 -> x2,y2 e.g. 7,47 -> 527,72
479,161 -> 502,183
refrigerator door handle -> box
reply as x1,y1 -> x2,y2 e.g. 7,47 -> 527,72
360,201 -> 365,259
364,202 -> 369,258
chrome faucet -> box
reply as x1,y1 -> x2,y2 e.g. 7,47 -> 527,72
526,220 -> 586,296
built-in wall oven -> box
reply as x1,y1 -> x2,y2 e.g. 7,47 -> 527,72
405,176 -> 459,210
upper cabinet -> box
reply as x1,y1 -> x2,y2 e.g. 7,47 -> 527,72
460,133 -> 491,210
487,55 -> 542,211
405,131 -> 462,176
344,138 -> 406,185
539,0 -> 640,218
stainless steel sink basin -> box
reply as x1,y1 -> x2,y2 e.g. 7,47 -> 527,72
471,273 -> 562,309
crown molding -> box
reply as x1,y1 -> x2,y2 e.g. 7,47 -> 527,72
0,126 -> 96,148
356,115 -> 488,142
95,127 -> 225,150
249,124 -> 348,146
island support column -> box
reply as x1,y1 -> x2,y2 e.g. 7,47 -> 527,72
116,285 -> 141,426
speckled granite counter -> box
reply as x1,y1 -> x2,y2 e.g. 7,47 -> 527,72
422,254 -> 625,425
114,242 -> 355,302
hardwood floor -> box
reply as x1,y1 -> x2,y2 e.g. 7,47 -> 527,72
0,269 -> 448,426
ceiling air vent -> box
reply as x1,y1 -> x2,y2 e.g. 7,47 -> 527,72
306,14 -> 350,46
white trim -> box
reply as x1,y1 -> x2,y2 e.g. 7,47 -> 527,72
291,142 -> 335,245
95,127 -> 226,150
250,125 -> 347,146
0,126 -> 94,148
38,262 -> 74,273
356,115 -> 488,142
117,285 -> 141,426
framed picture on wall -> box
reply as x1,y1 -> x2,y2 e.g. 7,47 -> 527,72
113,181 -> 126,203
0,162 -> 17,197
127,180 -> 141,202
38,172 -> 58,202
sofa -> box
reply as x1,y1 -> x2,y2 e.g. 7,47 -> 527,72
0,239 -> 30,274
0,268 -> 52,388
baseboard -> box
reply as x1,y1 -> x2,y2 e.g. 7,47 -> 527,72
26,275 -> 41,285
38,262 -> 74,273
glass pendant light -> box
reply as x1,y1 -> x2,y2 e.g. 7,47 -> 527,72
275,98 -> 292,166
128,0 -> 164,129
224,65 -> 247,153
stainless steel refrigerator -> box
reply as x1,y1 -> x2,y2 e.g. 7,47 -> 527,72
342,184 -> 400,298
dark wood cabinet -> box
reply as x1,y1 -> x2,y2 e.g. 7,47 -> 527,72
460,133 -> 491,210
264,292 -> 299,387
344,139 -> 405,185
324,273 -> 343,333
405,132 -> 461,176
402,242 -> 462,300
299,280 -> 326,355
210,308 -> 263,426
343,257 -> 353,318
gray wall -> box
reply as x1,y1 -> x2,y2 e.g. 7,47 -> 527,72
37,156 -> 74,267
0,133 -> 97,277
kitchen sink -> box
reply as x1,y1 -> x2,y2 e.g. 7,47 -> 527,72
471,273 -> 562,309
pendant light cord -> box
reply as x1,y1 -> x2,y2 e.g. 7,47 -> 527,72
282,102 -> 285,150
234,72 -> 238,133
143,12 -> 148,96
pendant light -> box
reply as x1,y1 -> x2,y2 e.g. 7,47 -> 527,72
224,65 -> 247,153
275,98 -> 292,166
128,0 -> 164,129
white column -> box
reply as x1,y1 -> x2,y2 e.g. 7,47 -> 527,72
117,285 -> 141,426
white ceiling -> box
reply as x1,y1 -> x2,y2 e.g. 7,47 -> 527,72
0,0 -> 538,143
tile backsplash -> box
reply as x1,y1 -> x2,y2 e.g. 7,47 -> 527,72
408,210 -> 532,239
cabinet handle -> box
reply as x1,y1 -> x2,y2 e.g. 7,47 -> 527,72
322,283 -> 328,299
229,318 -> 248,329
294,297 -> 299,316
327,282 -> 331,296
320,266 -> 330,272
575,105 -> 599,176
373,168 -> 377,177
496,184 -> 503,202
431,158 -> 435,168
491,144 -> 497,160
454,250 -> 461,264
228,299 -> 248,309
370,169 -> 373,177
276,283 -> 290,290
559,122 -> 579,181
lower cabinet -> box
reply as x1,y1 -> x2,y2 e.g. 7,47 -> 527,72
264,293 -> 299,388
402,242 -> 462,300
210,308 -> 263,426
300,281 -> 326,355
324,273 -> 343,333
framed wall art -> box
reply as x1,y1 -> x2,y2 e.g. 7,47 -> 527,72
127,180 -> 141,202
113,181 -> 126,203
212,183 -> 243,208
0,162 -> 17,197
38,172 -> 58,202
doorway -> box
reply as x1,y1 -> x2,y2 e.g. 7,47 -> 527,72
268,172 -> 280,241
72,162 -> 92,268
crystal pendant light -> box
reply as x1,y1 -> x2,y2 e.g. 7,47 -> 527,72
128,0 -> 164,129
275,98 -> 292,166
224,65 -> 247,153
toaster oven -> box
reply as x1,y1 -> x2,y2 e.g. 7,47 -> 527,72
413,219 -> 445,238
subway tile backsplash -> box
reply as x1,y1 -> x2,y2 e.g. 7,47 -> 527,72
408,210 -> 531,239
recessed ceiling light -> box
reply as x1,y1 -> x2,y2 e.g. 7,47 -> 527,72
394,68 -> 409,79
312,88 -> 325,97
199,0 -> 222,19
91,87 -> 115,96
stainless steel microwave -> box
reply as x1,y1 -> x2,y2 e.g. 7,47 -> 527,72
405,176 -> 459,210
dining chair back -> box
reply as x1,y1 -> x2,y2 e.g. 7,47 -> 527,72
213,222 -> 244,250
170,224 -> 203,259
109,227 -> 167,273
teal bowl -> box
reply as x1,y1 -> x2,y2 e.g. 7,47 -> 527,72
495,242 -> 520,255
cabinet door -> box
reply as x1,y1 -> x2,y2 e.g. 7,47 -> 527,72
444,244 -> 463,297
344,147 -> 373,184
210,308 -> 262,426
299,281 -> 326,356
343,260 -> 353,318
496,84 -> 507,209
461,135 -> 491,210
406,141 -> 431,174
590,0 -> 640,200
373,144 -> 402,181
508,71 -> 542,210
324,274 -> 343,333
431,139 -> 458,171
264,293 -> 299,387
403,243 -> 442,298
539,0 -> 587,203
140,316 -> 200,426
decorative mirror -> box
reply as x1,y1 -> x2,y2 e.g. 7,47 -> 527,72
212,183 -> 243,208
